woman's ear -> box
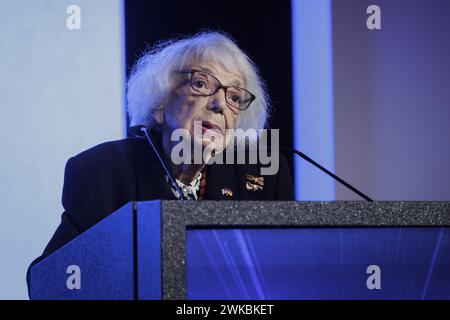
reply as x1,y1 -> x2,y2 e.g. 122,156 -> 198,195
151,105 -> 164,125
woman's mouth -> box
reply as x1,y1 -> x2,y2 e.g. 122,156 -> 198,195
201,120 -> 223,135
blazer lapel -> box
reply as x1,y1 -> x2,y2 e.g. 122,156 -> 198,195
131,138 -> 177,201
203,163 -> 239,200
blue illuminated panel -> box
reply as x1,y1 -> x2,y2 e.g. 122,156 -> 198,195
292,0 -> 335,200
187,228 -> 450,299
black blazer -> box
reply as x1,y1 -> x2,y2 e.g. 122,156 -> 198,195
27,137 -> 294,294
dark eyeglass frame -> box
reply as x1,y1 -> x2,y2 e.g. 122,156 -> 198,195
179,69 -> 256,111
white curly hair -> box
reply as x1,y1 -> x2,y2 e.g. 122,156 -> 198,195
126,31 -> 270,134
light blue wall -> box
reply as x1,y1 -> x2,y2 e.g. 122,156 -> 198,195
333,0 -> 450,200
292,0 -> 335,200
293,0 -> 450,201
0,0 -> 125,299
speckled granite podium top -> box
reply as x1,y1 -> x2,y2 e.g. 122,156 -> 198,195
152,201 -> 450,299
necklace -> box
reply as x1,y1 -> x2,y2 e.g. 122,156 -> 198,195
167,166 -> 207,200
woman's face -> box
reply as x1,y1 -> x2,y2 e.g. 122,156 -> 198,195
154,62 -> 243,153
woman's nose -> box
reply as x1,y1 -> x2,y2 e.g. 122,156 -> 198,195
206,89 -> 227,114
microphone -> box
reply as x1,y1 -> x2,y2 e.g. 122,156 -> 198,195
128,126 -> 372,201
128,125 -> 187,200
281,147 -> 373,202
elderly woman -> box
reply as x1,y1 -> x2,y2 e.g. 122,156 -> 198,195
27,32 -> 294,286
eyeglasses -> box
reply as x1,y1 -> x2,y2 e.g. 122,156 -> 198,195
179,69 -> 256,111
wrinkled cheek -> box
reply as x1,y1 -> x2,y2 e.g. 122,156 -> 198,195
227,111 -> 240,128
192,121 -> 203,144
168,107 -> 195,131
221,133 -> 233,151
185,101 -> 206,127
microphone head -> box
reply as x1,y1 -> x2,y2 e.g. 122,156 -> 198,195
128,125 -> 148,137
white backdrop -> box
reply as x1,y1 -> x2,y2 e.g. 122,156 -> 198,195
0,0 -> 125,299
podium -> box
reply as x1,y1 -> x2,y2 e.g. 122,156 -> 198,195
30,201 -> 450,300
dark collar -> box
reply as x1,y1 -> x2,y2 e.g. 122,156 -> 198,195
130,136 -> 240,201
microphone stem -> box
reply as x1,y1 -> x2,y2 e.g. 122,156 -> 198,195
141,127 -> 187,200
289,148 -> 373,202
